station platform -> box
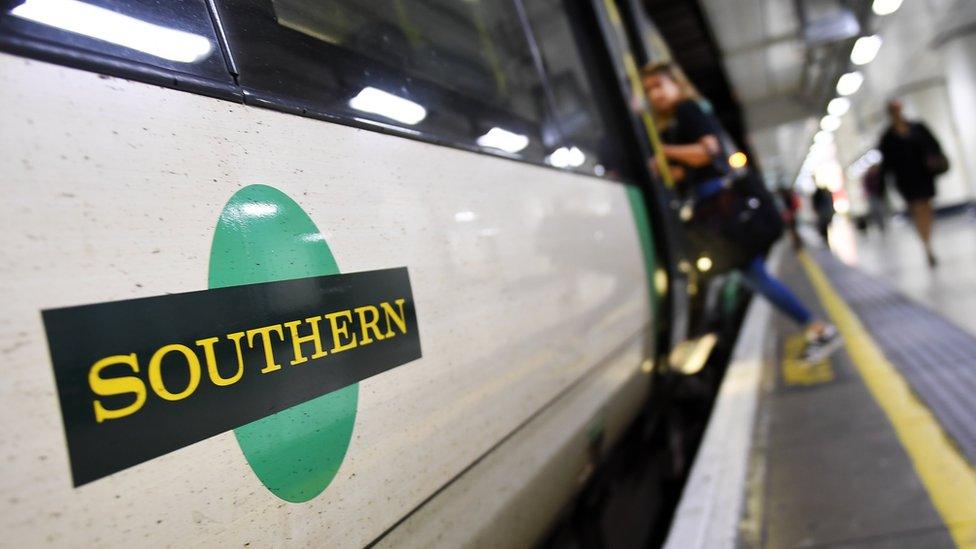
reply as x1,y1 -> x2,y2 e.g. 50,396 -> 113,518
665,209 -> 976,549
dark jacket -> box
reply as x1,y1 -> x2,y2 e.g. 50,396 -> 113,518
878,122 -> 943,201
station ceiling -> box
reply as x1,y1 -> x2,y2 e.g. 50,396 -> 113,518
686,0 -> 970,187
696,0 -> 873,185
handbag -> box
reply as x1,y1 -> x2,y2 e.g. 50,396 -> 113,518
677,119 -> 783,275
726,173 -> 784,258
919,123 -> 949,176
926,153 -> 950,176
683,171 -> 783,276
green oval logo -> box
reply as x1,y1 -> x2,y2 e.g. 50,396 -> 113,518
208,184 -> 357,502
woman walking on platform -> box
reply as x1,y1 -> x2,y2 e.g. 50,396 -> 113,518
641,62 -> 841,363
878,99 -> 948,267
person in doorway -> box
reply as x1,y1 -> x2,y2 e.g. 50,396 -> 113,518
862,163 -> 888,233
811,183 -> 834,248
878,99 -> 948,266
641,61 -> 842,363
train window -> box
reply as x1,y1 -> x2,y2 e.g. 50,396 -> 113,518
524,0 -> 644,181
213,0 -> 557,162
0,0 -> 236,96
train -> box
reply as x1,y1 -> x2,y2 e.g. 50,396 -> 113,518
0,0 -> 749,546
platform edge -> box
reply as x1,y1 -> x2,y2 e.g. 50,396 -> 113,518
662,245 -> 783,549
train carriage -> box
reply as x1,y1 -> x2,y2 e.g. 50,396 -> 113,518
0,0 -> 734,545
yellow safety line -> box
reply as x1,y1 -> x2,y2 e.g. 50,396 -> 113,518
799,252 -> 976,548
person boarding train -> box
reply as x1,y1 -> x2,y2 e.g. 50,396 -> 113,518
640,62 -> 842,363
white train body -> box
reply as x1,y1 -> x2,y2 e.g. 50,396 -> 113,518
0,46 -> 658,546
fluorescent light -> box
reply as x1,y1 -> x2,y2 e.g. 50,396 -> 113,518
820,115 -> 841,132
453,210 -> 477,222
872,0 -> 903,16
827,97 -> 851,116
10,0 -> 212,63
834,197 -> 851,214
814,130 -> 834,144
836,71 -> 864,96
546,146 -> 585,168
477,127 -> 529,154
349,87 -> 427,125
851,35 -> 883,65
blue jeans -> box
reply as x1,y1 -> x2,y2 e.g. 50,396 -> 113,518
741,255 -> 812,325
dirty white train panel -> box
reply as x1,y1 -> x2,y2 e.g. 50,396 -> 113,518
0,54 -> 655,546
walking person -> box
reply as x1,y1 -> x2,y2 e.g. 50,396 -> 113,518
641,62 -> 842,363
862,163 -> 888,233
878,99 -> 949,266
811,184 -> 834,248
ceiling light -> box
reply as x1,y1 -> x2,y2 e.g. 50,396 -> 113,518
836,71 -> 864,96
814,131 -> 834,144
349,87 -> 427,125
477,127 -> 529,154
872,0 -> 903,16
851,35 -> 883,65
827,97 -> 851,116
820,115 -> 841,132
10,0 -> 212,63
547,146 -> 585,168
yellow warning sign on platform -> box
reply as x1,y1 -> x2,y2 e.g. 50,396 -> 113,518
781,332 -> 834,386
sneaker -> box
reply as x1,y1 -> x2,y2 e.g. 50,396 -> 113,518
800,324 -> 842,364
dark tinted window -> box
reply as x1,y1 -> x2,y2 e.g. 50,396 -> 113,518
0,0 -> 645,182
216,0 -> 556,161
525,0 -> 644,180
0,0 -> 235,94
